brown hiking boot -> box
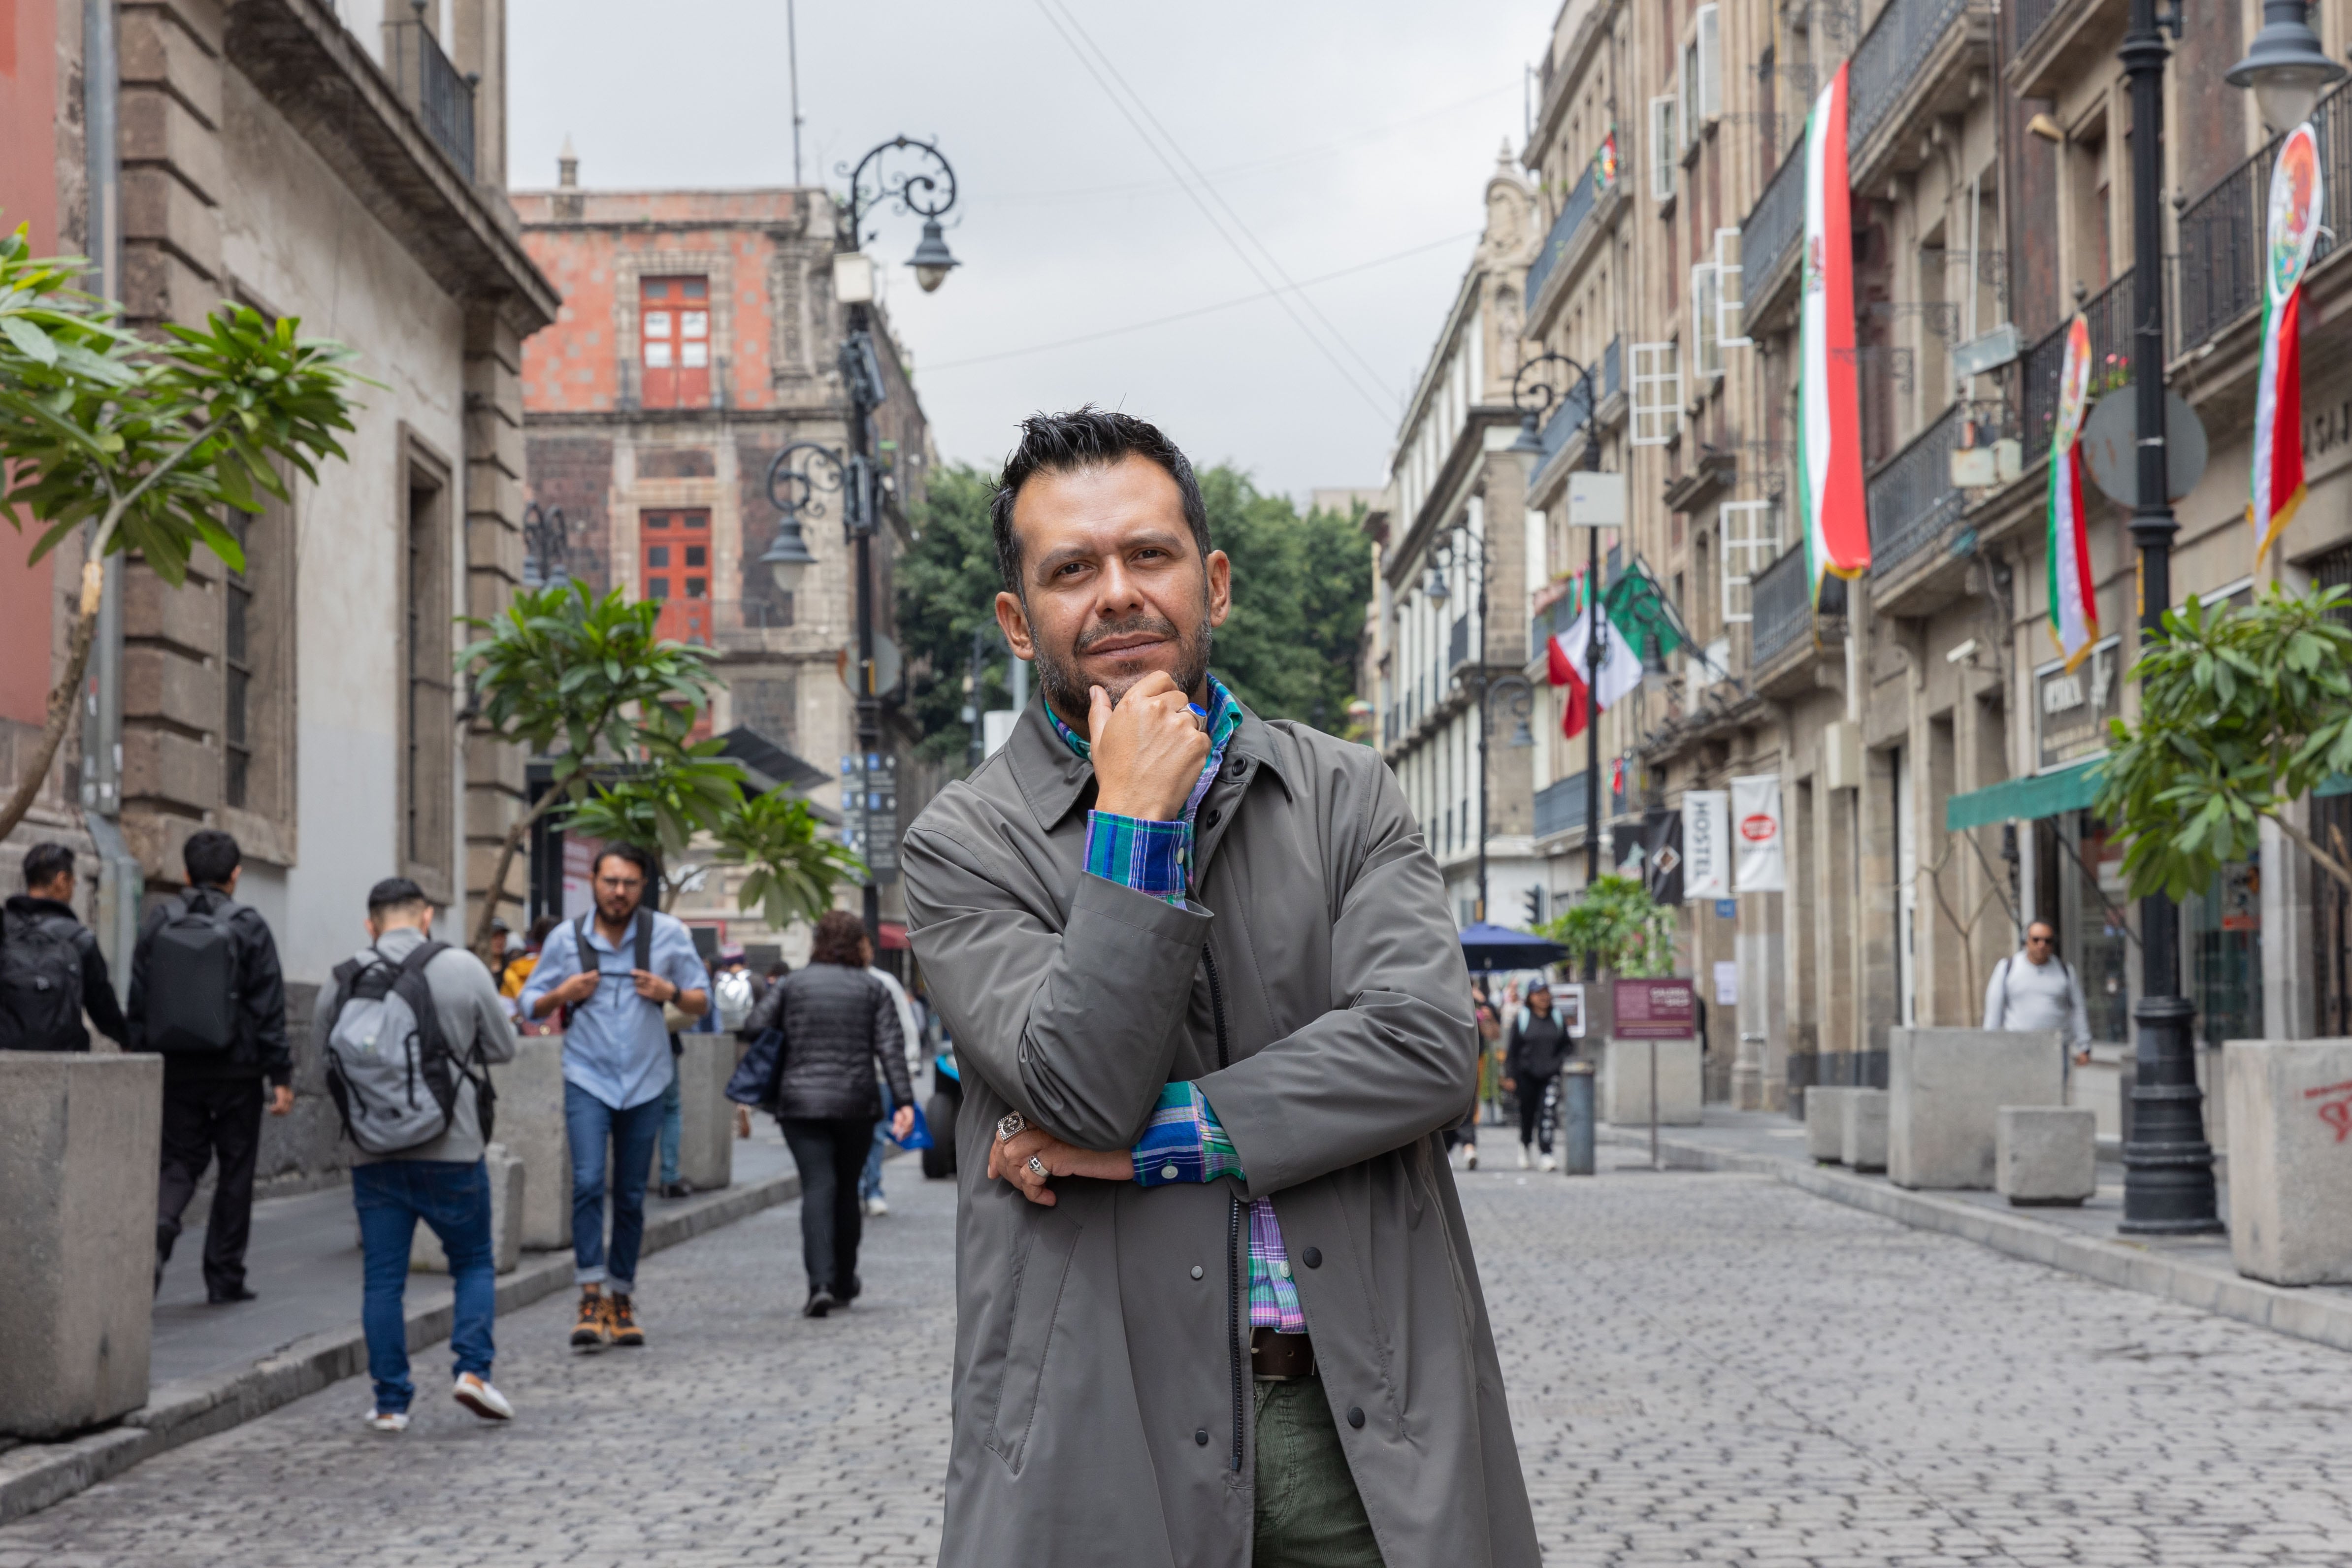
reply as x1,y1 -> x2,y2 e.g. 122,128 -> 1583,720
609,1293 -> 645,1347
570,1285 -> 609,1350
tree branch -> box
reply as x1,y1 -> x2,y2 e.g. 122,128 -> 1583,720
2273,810 -> 2352,893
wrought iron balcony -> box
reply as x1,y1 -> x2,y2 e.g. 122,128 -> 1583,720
384,13 -> 478,181
2020,268 -> 2134,469
1742,148 -> 1805,311
2177,76 -> 2352,358
1448,615 -> 1472,671
1846,0 -> 1976,160
1534,776 -> 1590,840
1750,544 -> 1819,667
1868,401 -> 1968,575
1525,160 -> 1602,315
2012,0 -> 2063,52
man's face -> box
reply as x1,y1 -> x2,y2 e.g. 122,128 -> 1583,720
2026,925 -> 2056,964
994,455 -> 1231,723
595,861 -> 646,924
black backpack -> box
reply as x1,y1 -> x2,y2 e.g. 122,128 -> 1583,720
0,905 -> 88,1050
144,890 -> 242,1054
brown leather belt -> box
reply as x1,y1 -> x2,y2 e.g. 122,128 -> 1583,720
1249,1327 -> 1316,1381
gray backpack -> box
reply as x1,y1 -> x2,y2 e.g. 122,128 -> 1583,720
322,941 -> 493,1155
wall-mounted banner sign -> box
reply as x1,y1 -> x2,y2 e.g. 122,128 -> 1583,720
1682,790 -> 1730,902
1731,774 -> 1785,893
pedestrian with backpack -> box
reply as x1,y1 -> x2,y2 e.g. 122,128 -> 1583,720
1,842 -> 127,1052
1502,981 -> 1572,1172
318,877 -> 518,1433
131,830 -> 291,1304
517,842 -> 710,1350
1984,919 -> 2093,1078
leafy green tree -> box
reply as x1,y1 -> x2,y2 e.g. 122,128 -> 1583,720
898,462 -> 1010,767
2095,583 -> 2352,897
0,227 -> 364,841
1542,874 -> 1678,977
711,788 -> 865,933
457,580 -> 723,950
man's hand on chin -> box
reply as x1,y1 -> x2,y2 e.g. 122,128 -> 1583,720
990,1124 -> 1135,1206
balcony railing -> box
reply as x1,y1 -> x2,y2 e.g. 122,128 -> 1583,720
1448,615 -> 1471,671
1526,161 -> 1602,314
1743,148 -> 1805,304
1846,0 -> 1975,160
1751,545 -> 1819,666
1529,336 -> 1622,492
2012,0 -> 2063,52
2020,269 -> 2134,468
1868,401 -> 1967,575
1534,776 -> 1590,840
2177,76 -> 2352,357
384,16 -> 478,181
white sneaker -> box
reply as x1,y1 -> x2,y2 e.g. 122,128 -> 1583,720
865,1196 -> 888,1217
453,1372 -> 513,1421
1517,1144 -> 1533,1170
364,1408 -> 410,1433
1464,1144 -> 1479,1170
1539,1153 -> 1558,1173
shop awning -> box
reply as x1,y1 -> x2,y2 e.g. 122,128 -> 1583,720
1944,756 -> 2107,833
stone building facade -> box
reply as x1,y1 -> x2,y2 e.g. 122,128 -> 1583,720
512,167 -> 937,961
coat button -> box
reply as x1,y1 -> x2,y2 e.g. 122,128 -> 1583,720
1195,1428 -> 1210,1446
1205,808 -> 1222,827
1347,1406 -> 1365,1429
1191,1265 -> 1205,1279
1302,1246 -> 1322,1269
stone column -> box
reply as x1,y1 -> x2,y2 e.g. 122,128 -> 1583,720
462,302 -> 529,942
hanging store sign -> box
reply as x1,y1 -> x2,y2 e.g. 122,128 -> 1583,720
1682,790 -> 1730,902
2034,636 -> 2121,772
1731,774 -> 1785,893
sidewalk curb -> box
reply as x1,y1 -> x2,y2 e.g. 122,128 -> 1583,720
1601,1127 -> 2352,1358
0,1164 -> 805,1525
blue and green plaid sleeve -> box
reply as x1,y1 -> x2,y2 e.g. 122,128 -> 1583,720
1133,1080 -> 1246,1186
1083,810 -> 1189,904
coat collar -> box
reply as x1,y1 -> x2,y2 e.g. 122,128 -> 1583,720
1005,689 -> 1299,834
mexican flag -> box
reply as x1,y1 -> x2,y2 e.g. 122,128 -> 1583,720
2046,314 -> 2098,671
2253,121 -> 2322,565
1797,62 -> 1870,606
1546,595 -> 1644,740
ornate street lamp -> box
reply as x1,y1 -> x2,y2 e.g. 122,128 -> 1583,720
843,136 -> 961,294
522,501 -> 569,590
1511,351 -> 1603,891
760,439 -> 848,594
2228,0 -> 2345,133
1426,521 -> 1540,925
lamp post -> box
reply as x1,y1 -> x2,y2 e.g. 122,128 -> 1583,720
2228,0 -> 2345,133
1427,527 -> 1538,923
2116,0 -> 2221,1235
770,136 -> 960,949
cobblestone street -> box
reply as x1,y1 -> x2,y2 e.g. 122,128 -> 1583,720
8,1148 -> 2352,1566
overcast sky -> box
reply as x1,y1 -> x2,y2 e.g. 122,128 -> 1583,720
508,0 -> 1558,507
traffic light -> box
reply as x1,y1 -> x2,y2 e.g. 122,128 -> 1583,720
1522,887 -> 1545,926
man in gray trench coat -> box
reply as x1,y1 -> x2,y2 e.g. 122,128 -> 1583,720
905,408 -> 1538,1568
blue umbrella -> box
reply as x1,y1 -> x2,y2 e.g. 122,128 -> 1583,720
1457,921 -> 1566,974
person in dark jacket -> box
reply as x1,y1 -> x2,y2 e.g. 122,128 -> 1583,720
130,829 -> 292,1304
1,842 -> 127,1051
1503,981 -> 1572,1172
742,909 -> 912,1316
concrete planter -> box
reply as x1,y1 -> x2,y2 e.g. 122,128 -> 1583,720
1888,1028 -> 2063,1190
1805,1086 -> 1854,1163
1601,1038 -> 1702,1127
487,1035 -> 569,1249
411,1143 -> 524,1275
1994,1107 -> 2096,1205
675,1035 -> 734,1191
0,1053 -> 163,1439
1843,1089 -> 1889,1172
2224,1039 -> 2352,1285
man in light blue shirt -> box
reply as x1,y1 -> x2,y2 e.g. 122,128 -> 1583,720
520,842 -> 709,1350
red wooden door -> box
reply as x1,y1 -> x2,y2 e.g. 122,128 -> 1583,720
639,509 -> 712,648
639,276 -> 710,408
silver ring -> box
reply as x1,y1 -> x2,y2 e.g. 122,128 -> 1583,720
997,1113 -> 1026,1143
1027,1154 -> 1048,1179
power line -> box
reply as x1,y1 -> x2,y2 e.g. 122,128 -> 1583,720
1040,0 -> 1405,411
1029,0 -> 1394,422
917,229 -> 1479,373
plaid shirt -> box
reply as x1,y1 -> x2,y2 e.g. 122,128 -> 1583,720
1050,683 -> 1308,1334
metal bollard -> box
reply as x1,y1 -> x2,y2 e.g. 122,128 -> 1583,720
1560,1061 -> 1596,1176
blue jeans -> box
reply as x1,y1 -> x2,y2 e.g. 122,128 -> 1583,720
352,1160 -> 495,1415
859,1082 -> 893,1204
565,1080 -> 665,1294
659,1068 -> 683,1186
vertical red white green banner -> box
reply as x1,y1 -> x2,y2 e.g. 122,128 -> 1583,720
2252,122 -> 2322,565
2045,315 -> 2098,670
1798,62 -> 1870,608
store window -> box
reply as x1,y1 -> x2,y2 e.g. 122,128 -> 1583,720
641,276 -> 711,408
2185,853 -> 2263,1049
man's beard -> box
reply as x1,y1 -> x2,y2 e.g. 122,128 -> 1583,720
1033,608 -> 1214,723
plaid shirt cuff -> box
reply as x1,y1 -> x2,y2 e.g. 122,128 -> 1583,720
1133,1081 -> 1245,1187
1083,810 -> 1188,904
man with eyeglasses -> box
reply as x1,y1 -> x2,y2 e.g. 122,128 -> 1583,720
1984,920 -> 2091,1071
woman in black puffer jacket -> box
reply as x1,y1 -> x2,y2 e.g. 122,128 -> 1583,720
744,909 -> 914,1315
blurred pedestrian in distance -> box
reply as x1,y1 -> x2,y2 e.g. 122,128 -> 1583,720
1450,982 -> 1502,1169
320,877 -> 518,1432
858,948 -> 922,1217
1985,920 -> 2092,1075
714,949 -> 755,1035
518,842 -> 710,1351
741,909 -> 912,1316
0,841 -> 126,1052
508,916 -> 563,1035
1503,982 -> 1570,1173
133,829 -> 290,1304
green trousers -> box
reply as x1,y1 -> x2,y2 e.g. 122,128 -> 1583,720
1253,1377 -> 1386,1568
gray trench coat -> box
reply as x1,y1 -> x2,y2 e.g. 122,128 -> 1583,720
904,700 -> 1538,1568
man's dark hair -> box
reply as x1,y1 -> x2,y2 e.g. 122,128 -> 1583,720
591,842 -> 659,890
809,908 -> 868,967
184,829 -> 241,888
366,877 -> 430,917
990,407 -> 1210,593
22,842 -> 75,893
